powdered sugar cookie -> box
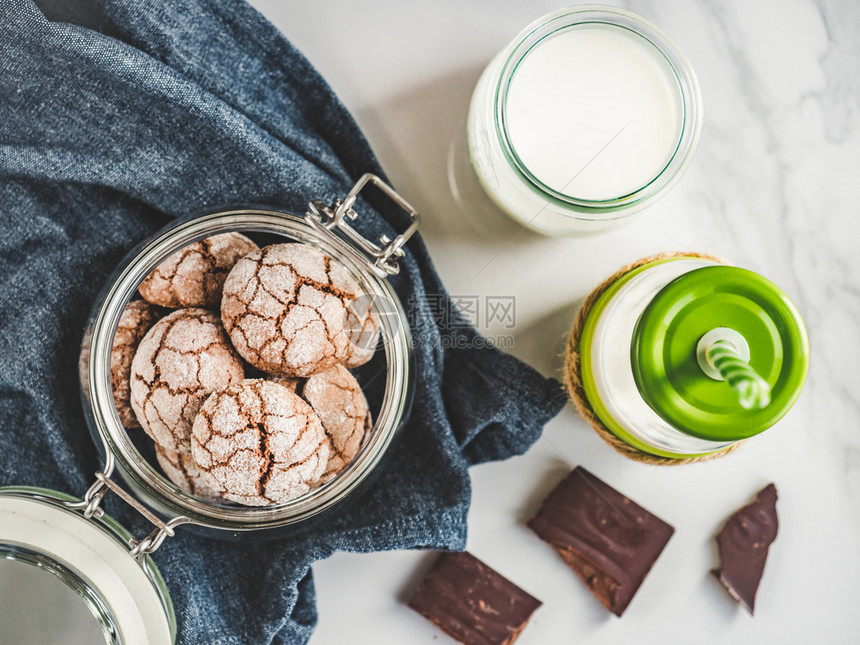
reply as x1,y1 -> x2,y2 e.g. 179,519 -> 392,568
155,444 -> 222,502
301,364 -> 372,481
139,233 -> 258,309
342,295 -> 380,368
111,300 -> 162,428
130,308 -> 244,453
191,379 -> 329,506
221,243 -> 367,377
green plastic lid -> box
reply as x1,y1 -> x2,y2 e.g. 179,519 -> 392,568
631,265 -> 809,441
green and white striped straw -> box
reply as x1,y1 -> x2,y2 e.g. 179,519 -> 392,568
704,339 -> 771,410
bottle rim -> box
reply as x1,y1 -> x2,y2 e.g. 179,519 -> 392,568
493,5 -> 703,217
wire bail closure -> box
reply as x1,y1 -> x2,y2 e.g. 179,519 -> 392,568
65,472 -> 190,561
306,173 -> 420,279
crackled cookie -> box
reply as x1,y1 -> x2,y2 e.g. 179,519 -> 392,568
342,296 -> 380,368
221,243 -> 367,377
155,444 -> 222,502
301,365 -> 372,481
130,308 -> 244,453
191,379 -> 329,506
139,232 -> 258,309
111,300 -> 162,428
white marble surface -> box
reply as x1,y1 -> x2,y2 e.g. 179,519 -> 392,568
248,1 -> 860,643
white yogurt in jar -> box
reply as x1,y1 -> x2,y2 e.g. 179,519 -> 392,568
467,6 -> 702,235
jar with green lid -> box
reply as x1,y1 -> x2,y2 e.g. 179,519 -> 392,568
574,255 -> 809,459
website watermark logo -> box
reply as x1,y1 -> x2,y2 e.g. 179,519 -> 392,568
344,293 -> 517,353
408,293 -> 516,349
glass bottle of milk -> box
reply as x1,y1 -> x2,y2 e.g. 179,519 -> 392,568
467,6 -> 703,236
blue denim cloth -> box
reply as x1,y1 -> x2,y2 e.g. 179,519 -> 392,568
0,0 -> 566,642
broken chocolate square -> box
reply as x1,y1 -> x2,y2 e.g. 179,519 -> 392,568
407,551 -> 541,645
527,466 -> 674,617
712,483 -> 778,614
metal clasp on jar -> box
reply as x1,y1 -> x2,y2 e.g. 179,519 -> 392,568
64,452 -> 191,561
306,173 -> 420,279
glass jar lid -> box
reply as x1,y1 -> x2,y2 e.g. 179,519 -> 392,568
0,487 -> 175,644
632,266 -> 809,440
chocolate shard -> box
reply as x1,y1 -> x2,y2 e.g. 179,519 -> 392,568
407,551 -> 541,645
712,483 -> 778,615
527,467 -> 674,617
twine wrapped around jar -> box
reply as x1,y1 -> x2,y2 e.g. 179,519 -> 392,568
563,251 -> 744,465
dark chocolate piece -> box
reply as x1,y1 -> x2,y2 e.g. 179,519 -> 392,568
712,483 -> 778,614
407,551 -> 541,645
527,466 -> 674,616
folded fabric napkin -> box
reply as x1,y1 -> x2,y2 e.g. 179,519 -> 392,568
0,1 -> 566,642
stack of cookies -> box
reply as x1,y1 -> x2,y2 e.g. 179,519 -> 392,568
110,233 -> 378,507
